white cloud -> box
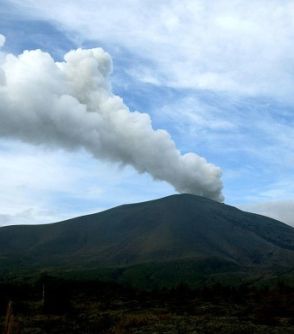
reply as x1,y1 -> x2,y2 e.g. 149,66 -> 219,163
243,201 -> 294,227
159,96 -> 236,134
0,139 -> 175,226
0,140 -> 100,225
0,34 -> 5,48
9,0 -> 294,101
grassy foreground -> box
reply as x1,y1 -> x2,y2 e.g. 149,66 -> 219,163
0,275 -> 294,334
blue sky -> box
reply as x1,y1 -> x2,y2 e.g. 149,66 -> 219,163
0,0 -> 294,226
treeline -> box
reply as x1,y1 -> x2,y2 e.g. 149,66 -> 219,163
0,275 -> 293,314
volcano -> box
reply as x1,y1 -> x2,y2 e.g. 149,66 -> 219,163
0,194 -> 294,285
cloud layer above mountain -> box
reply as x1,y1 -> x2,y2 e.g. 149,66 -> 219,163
243,201 -> 294,227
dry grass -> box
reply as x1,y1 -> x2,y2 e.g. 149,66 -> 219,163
111,313 -> 158,334
3,302 -> 19,334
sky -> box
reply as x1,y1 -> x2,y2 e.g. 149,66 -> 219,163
0,0 -> 293,226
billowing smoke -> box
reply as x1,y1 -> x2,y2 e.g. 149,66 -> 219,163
0,36 -> 223,201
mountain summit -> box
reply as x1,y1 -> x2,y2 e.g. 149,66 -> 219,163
0,194 -> 294,276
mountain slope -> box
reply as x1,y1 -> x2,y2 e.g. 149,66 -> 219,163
0,194 -> 294,273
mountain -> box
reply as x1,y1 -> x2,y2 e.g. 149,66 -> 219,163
0,194 -> 294,285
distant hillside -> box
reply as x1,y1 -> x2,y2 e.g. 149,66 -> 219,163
0,194 -> 294,284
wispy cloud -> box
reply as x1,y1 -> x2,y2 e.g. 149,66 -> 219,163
0,140 -> 101,225
0,139 -> 174,226
9,0 -> 294,101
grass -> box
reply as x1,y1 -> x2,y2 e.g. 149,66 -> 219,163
0,276 -> 294,333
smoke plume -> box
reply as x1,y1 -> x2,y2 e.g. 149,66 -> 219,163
0,36 -> 223,201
